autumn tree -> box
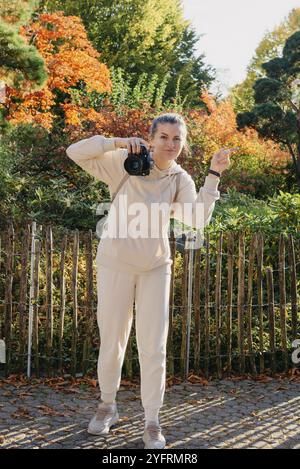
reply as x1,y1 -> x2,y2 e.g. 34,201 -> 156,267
4,11 -> 112,129
236,31 -> 300,191
38,0 -> 214,108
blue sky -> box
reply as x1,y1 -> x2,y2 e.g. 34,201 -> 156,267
182,0 -> 300,96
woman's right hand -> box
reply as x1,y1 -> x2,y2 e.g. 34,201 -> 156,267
114,137 -> 150,154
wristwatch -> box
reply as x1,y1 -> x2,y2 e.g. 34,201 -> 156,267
208,169 -> 221,177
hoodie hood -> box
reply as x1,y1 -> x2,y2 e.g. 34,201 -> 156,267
143,154 -> 185,206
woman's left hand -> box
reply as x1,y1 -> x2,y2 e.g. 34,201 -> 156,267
209,147 -> 239,175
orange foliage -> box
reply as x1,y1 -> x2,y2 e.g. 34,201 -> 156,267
201,90 -> 217,114
62,101 -> 154,142
185,91 -> 290,191
6,12 -> 112,130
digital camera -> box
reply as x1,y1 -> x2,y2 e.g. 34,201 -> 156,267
124,144 -> 154,176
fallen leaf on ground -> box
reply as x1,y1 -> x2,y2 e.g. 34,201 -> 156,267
187,374 -> 209,386
17,392 -> 33,399
120,379 -> 139,388
166,376 -> 183,386
11,406 -> 34,420
84,379 -> 97,388
253,375 -> 273,382
112,429 -> 130,434
119,416 -> 130,422
37,405 -> 64,416
34,435 -> 46,440
229,388 -> 240,395
186,399 -> 201,405
61,387 -> 81,394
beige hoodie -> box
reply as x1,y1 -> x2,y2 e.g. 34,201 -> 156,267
66,135 -> 220,273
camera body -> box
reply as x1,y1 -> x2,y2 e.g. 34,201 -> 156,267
124,144 -> 154,176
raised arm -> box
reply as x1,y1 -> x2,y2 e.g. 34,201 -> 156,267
171,146 -> 234,230
66,135 -> 127,188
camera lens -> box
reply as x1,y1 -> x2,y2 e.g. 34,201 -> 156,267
124,155 -> 143,174
123,143 -> 154,175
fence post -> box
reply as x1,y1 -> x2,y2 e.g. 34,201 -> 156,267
226,231 -> 234,374
58,232 -> 67,375
19,224 -> 30,374
266,267 -> 276,375
237,231 -> 245,374
167,229 -> 176,377
193,242 -> 201,375
0,234 -> 2,339
180,242 -> 188,378
32,226 -> 41,378
215,232 -> 222,379
204,232 -> 210,378
246,233 -> 257,375
256,232 -> 265,373
27,221 -> 36,378
184,232 -> 195,380
124,328 -> 133,380
288,234 -> 298,341
4,222 -> 14,377
279,234 -> 288,371
82,230 -> 94,376
71,229 -> 79,377
45,224 -> 53,377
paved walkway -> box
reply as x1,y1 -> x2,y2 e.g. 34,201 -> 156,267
0,376 -> 299,449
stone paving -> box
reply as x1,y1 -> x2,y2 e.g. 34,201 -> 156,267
0,377 -> 299,449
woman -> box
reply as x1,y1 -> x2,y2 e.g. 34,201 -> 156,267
66,113 -> 232,449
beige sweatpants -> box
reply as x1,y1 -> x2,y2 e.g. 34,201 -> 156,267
96,262 -> 171,413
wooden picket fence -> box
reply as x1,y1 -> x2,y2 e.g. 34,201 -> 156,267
0,221 -> 299,379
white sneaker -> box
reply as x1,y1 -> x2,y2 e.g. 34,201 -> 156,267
87,402 -> 119,435
142,421 -> 166,449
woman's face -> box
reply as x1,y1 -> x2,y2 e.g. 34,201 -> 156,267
149,123 -> 185,162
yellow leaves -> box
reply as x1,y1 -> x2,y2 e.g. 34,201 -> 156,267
63,105 -> 81,127
48,51 -> 111,94
6,86 -> 55,130
62,104 -> 107,129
